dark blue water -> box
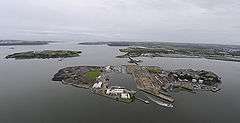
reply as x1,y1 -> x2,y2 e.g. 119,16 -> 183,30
0,43 -> 240,123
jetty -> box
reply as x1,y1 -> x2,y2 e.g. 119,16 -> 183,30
147,95 -> 174,108
136,97 -> 150,104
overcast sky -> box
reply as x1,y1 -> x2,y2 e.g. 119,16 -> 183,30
0,0 -> 240,44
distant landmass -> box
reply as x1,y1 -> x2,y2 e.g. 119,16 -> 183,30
0,40 -> 52,46
79,41 -> 240,49
79,41 -> 240,62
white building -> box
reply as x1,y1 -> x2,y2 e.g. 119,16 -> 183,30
192,79 -> 197,83
92,82 -> 103,88
106,88 -> 132,99
106,89 -> 111,95
106,88 -> 124,95
112,89 -> 124,93
121,93 -> 131,99
199,79 -> 204,84
105,66 -> 111,71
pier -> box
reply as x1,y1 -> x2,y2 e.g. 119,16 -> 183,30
136,97 -> 150,104
139,88 -> 174,102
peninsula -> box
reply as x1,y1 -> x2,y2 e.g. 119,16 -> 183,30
5,50 -> 82,59
79,41 -> 240,62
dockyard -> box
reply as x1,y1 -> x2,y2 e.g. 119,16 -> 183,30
52,63 -> 222,107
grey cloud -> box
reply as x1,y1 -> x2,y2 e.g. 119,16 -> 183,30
0,0 -> 239,44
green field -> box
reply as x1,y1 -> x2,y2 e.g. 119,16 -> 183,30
85,69 -> 101,80
147,67 -> 161,73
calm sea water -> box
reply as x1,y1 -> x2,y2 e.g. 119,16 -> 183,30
0,43 -> 240,123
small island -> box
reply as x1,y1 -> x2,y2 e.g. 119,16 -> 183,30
5,50 -> 82,59
52,64 -> 222,106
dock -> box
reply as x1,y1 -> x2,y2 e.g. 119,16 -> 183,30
136,97 -> 150,104
127,65 -> 174,102
139,88 -> 174,102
